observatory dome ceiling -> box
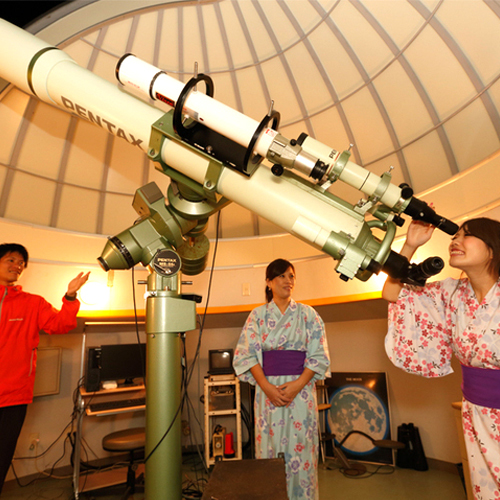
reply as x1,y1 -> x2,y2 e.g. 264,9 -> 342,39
1,0 -> 500,241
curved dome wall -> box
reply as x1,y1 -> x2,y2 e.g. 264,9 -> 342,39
1,0 -> 500,310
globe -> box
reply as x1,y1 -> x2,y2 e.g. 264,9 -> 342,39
326,384 -> 389,456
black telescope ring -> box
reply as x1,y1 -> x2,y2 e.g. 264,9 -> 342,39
109,236 -> 136,269
115,53 -> 134,84
173,74 -> 214,138
28,47 -> 59,96
243,110 -> 281,174
149,70 -> 168,101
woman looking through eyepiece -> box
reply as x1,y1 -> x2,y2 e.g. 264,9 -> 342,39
383,217 -> 500,499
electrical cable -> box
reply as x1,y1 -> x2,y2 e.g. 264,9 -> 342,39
10,406 -> 79,488
144,212 -> 222,467
183,389 -> 208,471
181,212 -> 221,473
324,459 -> 396,479
12,421 -> 73,462
183,211 -> 221,391
131,265 -> 147,387
182,453 -> 208,499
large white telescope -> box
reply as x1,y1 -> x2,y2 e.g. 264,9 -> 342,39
0,18 -> 456,283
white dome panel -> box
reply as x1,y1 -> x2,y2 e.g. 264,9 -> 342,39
444,98 -> 500,171
5,171 -> 56,226
58,185 -> 101,233
0,90 -> 30,164
16,101 -> 70,179
373,61 -> 433,145
341,86 -> 396,163
438,0 -> 500,83
334,1 -> 395,76
405,26 -> 478,118
66,119 -> 108,190
403,131 -> 452,193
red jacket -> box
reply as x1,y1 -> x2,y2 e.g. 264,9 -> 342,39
0,285 -> 80,408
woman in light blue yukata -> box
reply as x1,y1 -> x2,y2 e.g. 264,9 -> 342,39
233,258 -> 330,500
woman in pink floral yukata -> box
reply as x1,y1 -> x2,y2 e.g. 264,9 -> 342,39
233,259 -> 330,500
383,217 -> 500,500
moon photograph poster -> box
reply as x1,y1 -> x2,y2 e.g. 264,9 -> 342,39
325,372 -> 393,465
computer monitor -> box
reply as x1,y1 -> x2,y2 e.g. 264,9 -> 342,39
208,348 -> 234,375
99,343 -> 146,383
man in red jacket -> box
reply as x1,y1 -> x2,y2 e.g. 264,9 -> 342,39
0,243 -> 89,494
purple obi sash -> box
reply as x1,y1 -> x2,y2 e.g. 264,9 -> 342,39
262,350 -> 306,376
461,364 -> 500,409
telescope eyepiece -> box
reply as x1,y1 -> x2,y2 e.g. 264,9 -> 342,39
382,251 -> 444,286
418,256 -> 444,278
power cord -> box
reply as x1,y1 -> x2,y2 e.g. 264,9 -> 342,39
144,211 -> 221,469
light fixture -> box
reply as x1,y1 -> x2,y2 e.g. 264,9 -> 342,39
79,281 -> 110,306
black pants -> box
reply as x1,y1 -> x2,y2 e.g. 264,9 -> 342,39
0,404 -> 28,494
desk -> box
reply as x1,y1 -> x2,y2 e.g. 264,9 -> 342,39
73,384 -> 146,499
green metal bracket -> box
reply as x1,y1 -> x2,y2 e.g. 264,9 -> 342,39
148,111 -> 228,205
329,149 -> 352,182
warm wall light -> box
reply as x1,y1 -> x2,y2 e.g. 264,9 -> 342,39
79,281 -> 110,306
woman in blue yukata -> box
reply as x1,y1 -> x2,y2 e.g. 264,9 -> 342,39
233,258 -> 330,500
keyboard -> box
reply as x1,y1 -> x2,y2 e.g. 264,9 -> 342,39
87,397 -> 146,414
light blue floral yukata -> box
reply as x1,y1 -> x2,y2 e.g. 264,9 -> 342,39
233,299 -> 330,500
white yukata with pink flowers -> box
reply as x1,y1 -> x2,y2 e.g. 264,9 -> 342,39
233,299 -> 330,500
385,277 -> 500,500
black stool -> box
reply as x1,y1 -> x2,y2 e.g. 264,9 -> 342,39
102,427 -> 146,499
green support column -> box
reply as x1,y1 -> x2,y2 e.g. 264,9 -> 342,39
144,270 -> 196,500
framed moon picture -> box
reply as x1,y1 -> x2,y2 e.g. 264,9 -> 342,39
324,372 -> 393,465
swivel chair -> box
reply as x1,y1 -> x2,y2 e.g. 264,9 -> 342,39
331,430 -> 404,476
101,427 -> 146,499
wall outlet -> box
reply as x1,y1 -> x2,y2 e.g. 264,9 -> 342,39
181,420 -> 190,436
242,283 -> 251,296
29,433 -> 39,451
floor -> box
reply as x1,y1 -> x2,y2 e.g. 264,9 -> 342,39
1,454 -> 467,500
